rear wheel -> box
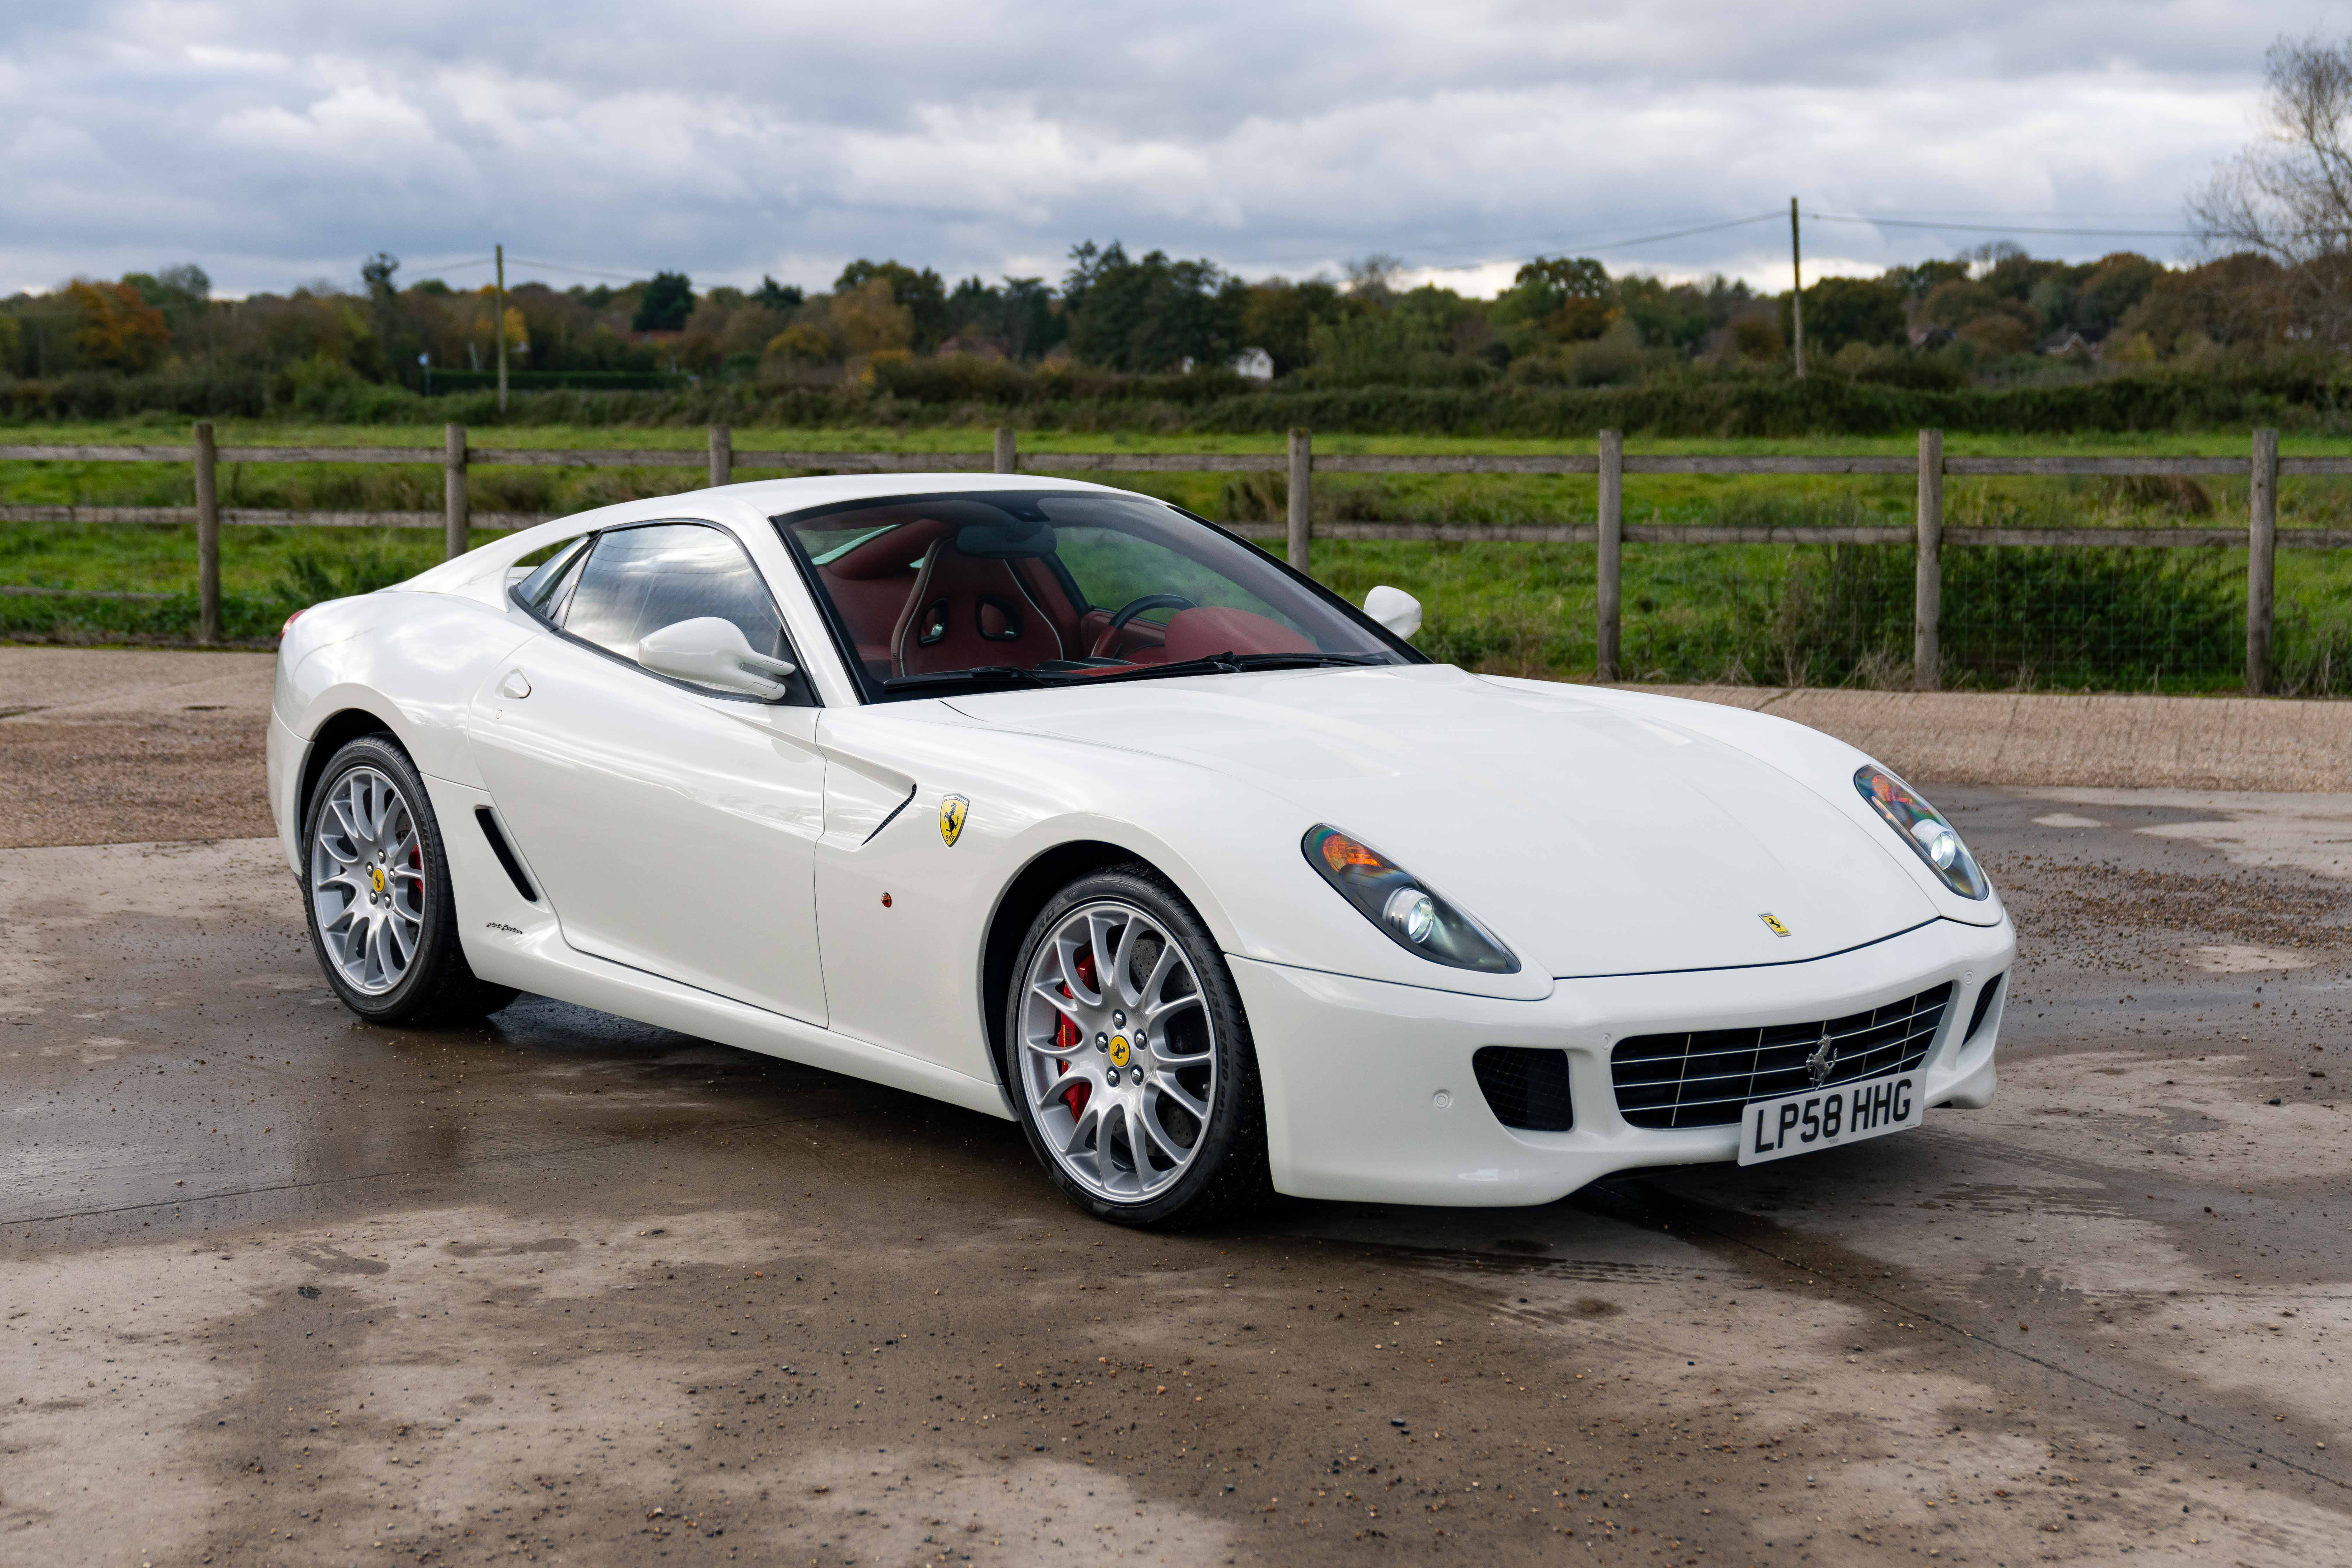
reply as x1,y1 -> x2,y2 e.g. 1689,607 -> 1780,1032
301,734 -> 517,1026
1004,866 -> 1270,1227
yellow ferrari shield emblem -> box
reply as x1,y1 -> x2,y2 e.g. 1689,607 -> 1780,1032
939,794 -> 969,847
1759,912 -> 1791,938
1108,1035 -> 1131,1068
369,865 -> 388,894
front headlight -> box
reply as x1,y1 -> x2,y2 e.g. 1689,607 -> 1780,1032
1303,825 -> 1520,972
1854,765 -> 1988,899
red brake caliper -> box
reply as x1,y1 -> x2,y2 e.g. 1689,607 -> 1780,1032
1054,950 -> 1096,1118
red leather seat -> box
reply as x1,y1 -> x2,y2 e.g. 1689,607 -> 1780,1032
892,543 -> 1066,676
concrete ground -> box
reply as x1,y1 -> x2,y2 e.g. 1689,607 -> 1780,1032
0,648 -> 278,848
5,649 -> 2352,1567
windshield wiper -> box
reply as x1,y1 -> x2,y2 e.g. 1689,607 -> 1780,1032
882,651 -> 1393,696
878,665 -> 1081,693
1075,650 -> 1395,686
1225,652 -> 1393,670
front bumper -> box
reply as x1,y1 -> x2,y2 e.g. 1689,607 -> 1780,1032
1235,916 -> 2012,1207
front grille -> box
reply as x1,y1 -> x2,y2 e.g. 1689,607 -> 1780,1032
1611,983 -> 1952,1129
1472,1047 -> 1576,1132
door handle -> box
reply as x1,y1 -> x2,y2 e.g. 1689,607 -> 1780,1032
498,670 -> 532,699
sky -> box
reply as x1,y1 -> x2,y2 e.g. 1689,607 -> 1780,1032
1,1 -> 2342,301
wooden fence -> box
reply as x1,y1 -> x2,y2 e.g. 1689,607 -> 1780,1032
0,422 -> 2334,692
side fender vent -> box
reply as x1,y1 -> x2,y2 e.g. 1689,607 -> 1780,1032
1472,1047 -> 1575,1132
1963,972 -> 2005,1043
474,808 -> 539,902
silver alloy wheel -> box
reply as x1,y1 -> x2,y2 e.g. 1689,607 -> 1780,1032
309,765 -> 426,996
1017,899 -> 1217,1202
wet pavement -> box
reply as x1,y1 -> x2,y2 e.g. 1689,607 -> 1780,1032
6,708 -> 2352,1564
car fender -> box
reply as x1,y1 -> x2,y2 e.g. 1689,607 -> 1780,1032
274,590 -> 537,871
819,703 -> 1554,1002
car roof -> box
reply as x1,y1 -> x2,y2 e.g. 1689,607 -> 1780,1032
393,471 -> 1151,603
711,471 -> 1131,517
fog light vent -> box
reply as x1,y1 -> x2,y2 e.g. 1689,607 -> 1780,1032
1471,1047 -> 1575,1132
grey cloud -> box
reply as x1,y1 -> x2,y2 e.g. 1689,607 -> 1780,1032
0,0 -> 2314,297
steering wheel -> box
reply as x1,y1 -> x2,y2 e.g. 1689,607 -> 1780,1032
1089,593 -> 1197,658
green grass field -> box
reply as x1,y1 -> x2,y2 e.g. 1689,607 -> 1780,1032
6,421 -> 2350,692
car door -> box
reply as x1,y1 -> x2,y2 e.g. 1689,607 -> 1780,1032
468,520 -> 831,1024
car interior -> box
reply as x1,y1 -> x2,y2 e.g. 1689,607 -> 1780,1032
782,494 -> 1334,688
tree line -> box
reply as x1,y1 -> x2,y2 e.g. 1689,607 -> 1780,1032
0,238 -> 2302,398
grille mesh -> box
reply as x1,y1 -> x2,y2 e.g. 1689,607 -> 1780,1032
1472,1047 -> 1576,1132
1611,983 -> 1953,1130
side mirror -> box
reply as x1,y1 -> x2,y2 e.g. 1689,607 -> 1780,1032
637,617 -> 797,699
1364,585 -> 1423,639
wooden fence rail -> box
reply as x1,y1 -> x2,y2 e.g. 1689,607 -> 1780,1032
0,423 -> 2314,691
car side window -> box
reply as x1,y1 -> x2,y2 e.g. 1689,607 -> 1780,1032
517,534 -> 592,619
559,522 -> 804,697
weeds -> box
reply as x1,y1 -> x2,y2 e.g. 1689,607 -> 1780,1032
273,542 -> 424,604
2097,474 -> 2215,516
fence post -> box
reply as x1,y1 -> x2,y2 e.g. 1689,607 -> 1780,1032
193,421 -> 221,645
708,425 -> 732,489
2248,427 -> 2278,695
443,422 -> 469,560
1596,429 -> 1623,681
993,426 -> 1017,474
1286,428 -> 1312,574
1914,428 -> 1943,691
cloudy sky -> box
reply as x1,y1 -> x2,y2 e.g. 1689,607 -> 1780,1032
1,1 -> 2341,299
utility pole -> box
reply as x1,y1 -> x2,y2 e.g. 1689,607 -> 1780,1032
1790,198 -> 1806,380
494,242 -> 509,414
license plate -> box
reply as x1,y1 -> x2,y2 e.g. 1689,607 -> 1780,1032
1737,1069 -> 1922,1166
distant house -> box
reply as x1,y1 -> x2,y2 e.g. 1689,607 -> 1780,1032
1907,325 -> 1954,351
1230,346 -> 1276,380
2038,329 -> 2098,358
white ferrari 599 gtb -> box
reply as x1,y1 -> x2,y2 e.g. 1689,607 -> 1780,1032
268,474 -> 2013,1226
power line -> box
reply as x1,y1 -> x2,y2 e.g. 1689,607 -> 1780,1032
507,256 -> 654,282
1826,207 -> 2187,220
1516,212 -> 1786,254
392,254 -> 650,283
1241,211 -> 1789,276
1300,207 -> 2202,278
1806,213 -> 2199,239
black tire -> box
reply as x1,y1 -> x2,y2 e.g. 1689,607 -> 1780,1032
299,734 -> 518,1026
1002,865 -> 1272,1228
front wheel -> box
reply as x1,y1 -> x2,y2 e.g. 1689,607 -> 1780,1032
301,734 -> 517,1026
1004,866 -> 1270,1227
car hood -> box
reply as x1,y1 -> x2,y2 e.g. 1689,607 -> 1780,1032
946,664 -> 1942,979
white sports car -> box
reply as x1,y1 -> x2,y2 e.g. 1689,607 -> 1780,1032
268,474 -> 2013,1226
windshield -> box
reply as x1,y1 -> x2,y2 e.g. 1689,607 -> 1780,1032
773,489 -> 1412,699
